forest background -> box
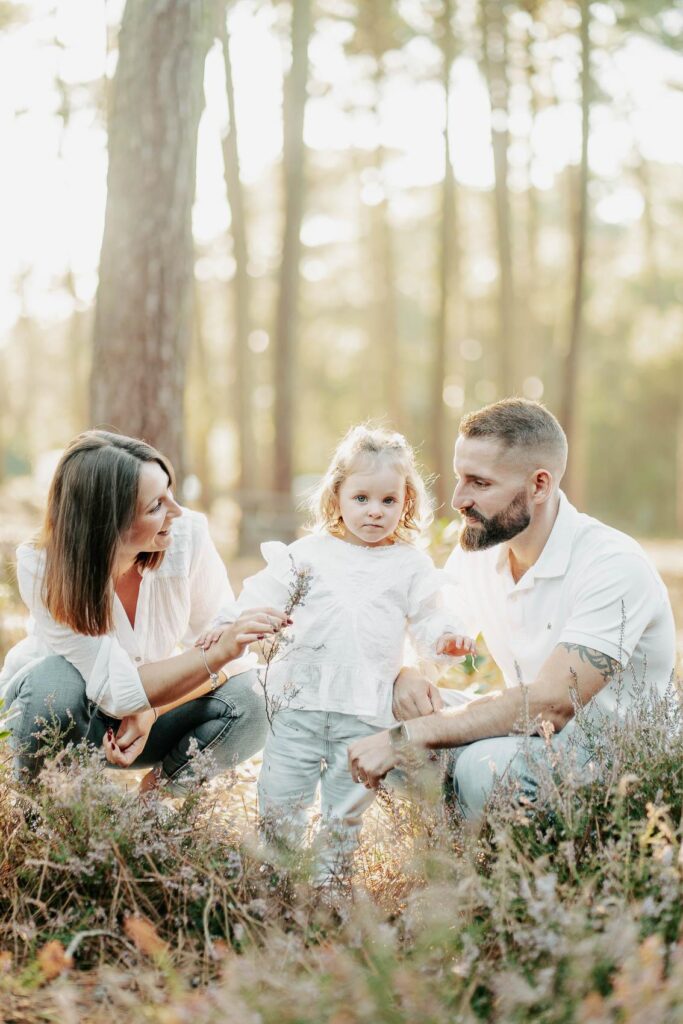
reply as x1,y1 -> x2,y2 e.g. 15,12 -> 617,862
1,0 -> 682,557
2,5 -> 683,1016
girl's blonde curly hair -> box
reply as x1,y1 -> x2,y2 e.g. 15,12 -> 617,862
309,425 -> 432,544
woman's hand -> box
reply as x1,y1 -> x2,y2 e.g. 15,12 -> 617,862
212,607 -> 292,663
195,628 -> 224,650
102,708 -> 156,767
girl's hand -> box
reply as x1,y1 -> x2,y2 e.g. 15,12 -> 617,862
436,633 -> 478,658
213,607 -> 293,663
195,628 -> 224,650
102,708 -> 156,767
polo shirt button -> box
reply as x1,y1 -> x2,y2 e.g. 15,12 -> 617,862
135,657 -> 142,663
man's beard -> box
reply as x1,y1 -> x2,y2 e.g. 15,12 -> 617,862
459,489 -> 531,551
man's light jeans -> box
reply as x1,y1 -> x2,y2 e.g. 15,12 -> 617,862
438,688 -> 593,818
258,708 -> 380,881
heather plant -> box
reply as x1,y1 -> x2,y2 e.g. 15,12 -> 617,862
0,736 -> 305,976
1,678 -> 683,1022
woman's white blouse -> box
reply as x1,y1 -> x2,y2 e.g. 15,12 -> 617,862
0,509 -> 250,719
215,533 -> 464,727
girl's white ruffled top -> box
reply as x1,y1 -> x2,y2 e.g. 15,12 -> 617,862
216,533 -> 464,727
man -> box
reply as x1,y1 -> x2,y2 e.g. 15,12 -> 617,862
348,399 -> 676,817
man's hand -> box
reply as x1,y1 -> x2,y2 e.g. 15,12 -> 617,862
102,708 -> 156,767
348,731 -> 397,789
392,667 -> 445,720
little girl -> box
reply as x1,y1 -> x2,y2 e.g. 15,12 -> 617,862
198,426 -> 474,879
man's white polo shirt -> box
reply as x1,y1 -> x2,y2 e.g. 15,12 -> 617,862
444,492 -> 676,719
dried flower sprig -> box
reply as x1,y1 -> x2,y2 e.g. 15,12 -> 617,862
258,556 -> 319,728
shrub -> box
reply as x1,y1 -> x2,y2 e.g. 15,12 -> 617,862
1,679 -> 683,1023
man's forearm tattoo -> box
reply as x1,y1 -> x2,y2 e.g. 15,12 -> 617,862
559,643 -> 619,683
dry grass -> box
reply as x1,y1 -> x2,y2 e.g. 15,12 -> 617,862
1,679 -> 683,1023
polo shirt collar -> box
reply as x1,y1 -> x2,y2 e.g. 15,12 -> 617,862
494,491 -> 580,587
532,491 -> 580,579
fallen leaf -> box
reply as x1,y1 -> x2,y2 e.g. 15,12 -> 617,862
124,914 -> 169,958
37,940 -> 73,980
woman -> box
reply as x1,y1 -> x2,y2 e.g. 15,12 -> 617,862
0,431 -> 288,792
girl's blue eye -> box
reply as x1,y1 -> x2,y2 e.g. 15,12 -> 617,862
354,495 -> 368,503
383,497 -> 396,504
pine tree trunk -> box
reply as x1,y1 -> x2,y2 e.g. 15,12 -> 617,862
91,0 -> 215,479
367,4 -> 401,429
273,0 -> 311,499
560,0 -> 590,499
521,20 -> 540,392
189,286 -> 214,509
220,14 -> 255,496
431,0 -> 457,510
635,156 -> 662,307
57,65 -> 90,435
481,0 -> 514,398
370,147 -> 401,428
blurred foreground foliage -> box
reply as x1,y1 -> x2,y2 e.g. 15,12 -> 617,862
1,677 -> 683,1021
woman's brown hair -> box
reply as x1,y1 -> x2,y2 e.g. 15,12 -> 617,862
40,431 -> 175,636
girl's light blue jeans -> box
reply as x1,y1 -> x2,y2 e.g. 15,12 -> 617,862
258,708 -> 381,881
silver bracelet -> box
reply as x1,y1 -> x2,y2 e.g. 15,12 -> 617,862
200,645 -> 222,691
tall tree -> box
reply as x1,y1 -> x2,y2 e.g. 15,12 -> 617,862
481,0 -> 515,397
56,70 -> 91,435
560,0 -> 590,499
219,10 -> 257,545
520,10 -> 541,390
91,0 -> 215,478
13,291 -> 39,466
431,0 -> 459,509
355,0 -> 404,428
273,0 -> 312,498
188,284 -> 214,509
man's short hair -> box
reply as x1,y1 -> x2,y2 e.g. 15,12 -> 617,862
459,398 -> 568,478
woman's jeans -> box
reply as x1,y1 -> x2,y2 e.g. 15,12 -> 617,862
4,655 -> 268,789
258,708 -> 380,881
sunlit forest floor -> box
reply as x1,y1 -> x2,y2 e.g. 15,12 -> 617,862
2,481 -> 683,1022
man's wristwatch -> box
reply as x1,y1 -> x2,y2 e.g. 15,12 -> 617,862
388,721 -> 412,749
